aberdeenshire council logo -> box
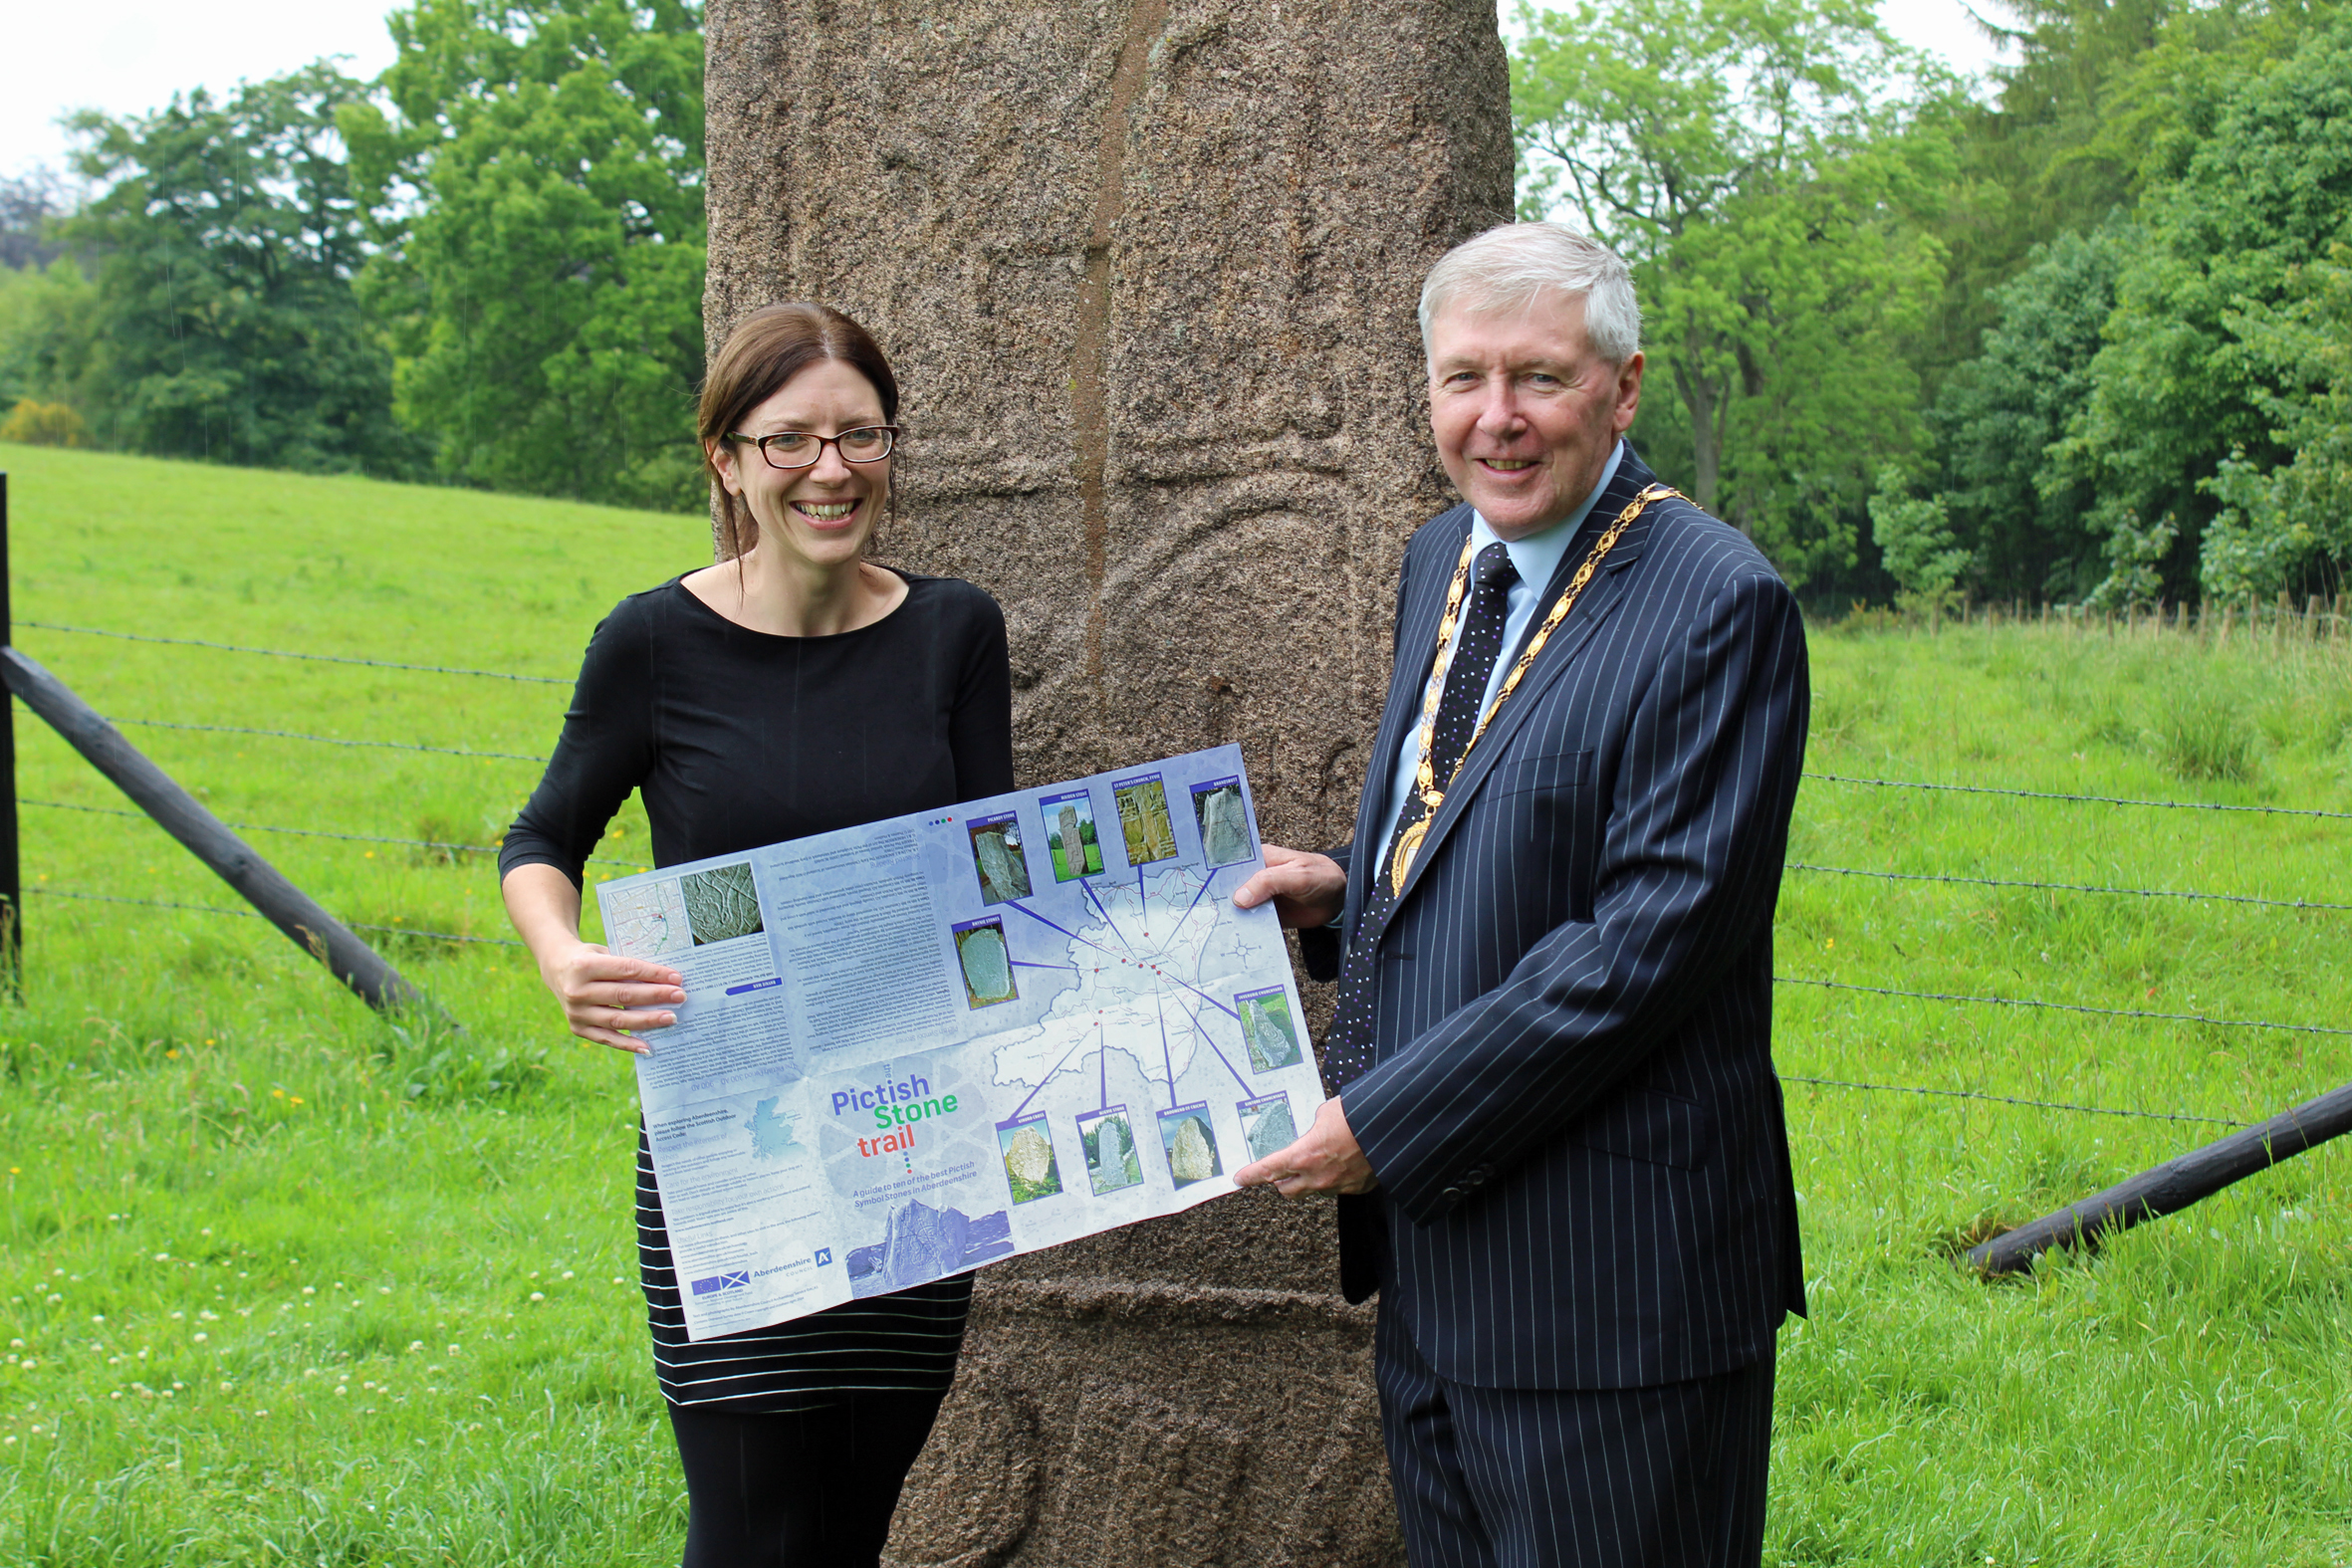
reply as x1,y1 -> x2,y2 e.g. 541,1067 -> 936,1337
689,1271 -> 751,1297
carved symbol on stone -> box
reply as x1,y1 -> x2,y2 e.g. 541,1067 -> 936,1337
1047,1381 -> 1250,1568
882,1374 -> 1046,1568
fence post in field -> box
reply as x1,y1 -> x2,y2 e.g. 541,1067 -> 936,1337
0,474 -> 18,999
0,647 -> 433,1018
1969,1079 -> 2352,1276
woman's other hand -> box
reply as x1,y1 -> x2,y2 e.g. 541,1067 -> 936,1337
503,862 -> 686,1054
541,942 -> 686,1054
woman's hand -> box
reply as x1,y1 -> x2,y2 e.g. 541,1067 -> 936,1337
502,862 -> 685,1055
541,941 -> 686,1054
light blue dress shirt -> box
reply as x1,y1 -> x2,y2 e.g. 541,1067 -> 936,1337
1367,439 -> 1626,876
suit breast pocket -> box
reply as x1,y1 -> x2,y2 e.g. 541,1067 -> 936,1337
1489,746 -> 1594,799
1488,747 -> 1598,920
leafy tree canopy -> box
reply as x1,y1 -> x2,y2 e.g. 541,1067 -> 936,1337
53,64 -> 417,474
345,0 -> 707,512
1930,218 -> 2131,601
1513,0 -> 1961,586
2056,5 -> 2352,603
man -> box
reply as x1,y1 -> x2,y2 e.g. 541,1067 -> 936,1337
1233,222 -> 1808,1568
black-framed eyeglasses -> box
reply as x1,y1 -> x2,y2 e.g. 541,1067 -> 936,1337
727,425 -> 901,470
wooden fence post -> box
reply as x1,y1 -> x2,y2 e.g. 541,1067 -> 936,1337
1970,1079 -> 2352,1276
0,648 -> 433,1017
0,474 -> 17,999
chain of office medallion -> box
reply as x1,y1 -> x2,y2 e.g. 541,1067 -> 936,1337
1390,484 -> 1679,891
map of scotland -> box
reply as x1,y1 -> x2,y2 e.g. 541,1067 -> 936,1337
597,746 -> 1322,1342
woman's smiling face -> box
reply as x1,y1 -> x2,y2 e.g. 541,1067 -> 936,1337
710,357 -> 891,574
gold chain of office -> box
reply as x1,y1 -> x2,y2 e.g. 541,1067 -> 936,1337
1387,483 -> 1684,895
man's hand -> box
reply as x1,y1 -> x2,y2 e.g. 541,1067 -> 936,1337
1232,843 -> 1346,930
1233,1096 -> 1377,1197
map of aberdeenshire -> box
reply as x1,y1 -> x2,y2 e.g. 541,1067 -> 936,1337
597,745 -> 1323,1342
990,863 -> 1257,1096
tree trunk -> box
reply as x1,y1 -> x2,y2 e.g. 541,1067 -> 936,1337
1673,357 -> 1725,518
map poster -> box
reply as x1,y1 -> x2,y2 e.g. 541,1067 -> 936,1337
595,745 -> 1324,1342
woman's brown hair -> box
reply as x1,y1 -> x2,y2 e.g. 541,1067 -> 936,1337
698,303 -> 900,561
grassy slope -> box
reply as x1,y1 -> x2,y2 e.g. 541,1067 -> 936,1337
0,443 -> 2345,1564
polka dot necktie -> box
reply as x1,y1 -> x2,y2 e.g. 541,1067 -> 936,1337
1321,543 -> 1519,1093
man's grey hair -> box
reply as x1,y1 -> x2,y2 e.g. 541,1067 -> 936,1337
1418,222 -> 1642,366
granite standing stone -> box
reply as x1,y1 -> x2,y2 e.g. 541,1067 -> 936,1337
705,2 -> 1511,1560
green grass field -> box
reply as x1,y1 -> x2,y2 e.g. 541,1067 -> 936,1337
0,442 -> 2346,1565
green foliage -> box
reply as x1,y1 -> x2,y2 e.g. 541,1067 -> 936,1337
1913,0 -> 2169,381
0,259 -> 98,421
2198,243 -> 2352,598
2055,8 -> 2352,605
56,64 -> 421,476
1929,220 -> 2130,601
1511,0 -> 1958,586
346,0 -> 707,513
1866,467 -> 1970,612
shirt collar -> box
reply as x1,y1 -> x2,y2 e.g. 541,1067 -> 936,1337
1469,438 -> 1627,593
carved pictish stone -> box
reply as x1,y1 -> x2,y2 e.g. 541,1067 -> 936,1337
705,0 -> 1511,1559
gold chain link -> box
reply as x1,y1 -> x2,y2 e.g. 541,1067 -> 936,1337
1387,485 -> 1681,894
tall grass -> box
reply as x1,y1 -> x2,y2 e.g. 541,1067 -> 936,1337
0,445 -> 2346,1564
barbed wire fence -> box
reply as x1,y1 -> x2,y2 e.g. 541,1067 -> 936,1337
1,512 -> 2346,1158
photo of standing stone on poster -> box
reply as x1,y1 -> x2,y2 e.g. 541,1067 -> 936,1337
594,745 -> 1322,1342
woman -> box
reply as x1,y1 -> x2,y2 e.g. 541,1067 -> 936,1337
499,303 -> 1012,1568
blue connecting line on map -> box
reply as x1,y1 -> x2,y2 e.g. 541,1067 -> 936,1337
1163,970 -> 1243,1022
1176,997 -> 1254,1092
1010,960 -> 1078,972
1156,993 -> 1177,1103
1098,1025 -> 1109,1114
1080,879 -> 1131,950
1002,900 -> 1120,962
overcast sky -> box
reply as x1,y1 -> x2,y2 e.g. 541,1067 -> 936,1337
2,1 -> 2011,188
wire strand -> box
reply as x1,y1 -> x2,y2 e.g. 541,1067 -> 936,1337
1778,1073 -> 2241,1127
99,716 -> 547,764
1777,975 -> 2352,1038
1803,771 -> 2352,820
18,797 -> 646,870
27,886 -> 524,947
1787,861 -> 2346,912
20,620 -> 568,684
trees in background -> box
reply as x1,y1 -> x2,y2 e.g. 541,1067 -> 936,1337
3,0 -> 2347,580
1929,220 -> 2129,602
1513,0 -> 2352,605
1512,0 -> 1958,587
2059,12 -> 2352,602
346,0 -> 706,512
0,0 -> 705,510
35,65 -> 417,473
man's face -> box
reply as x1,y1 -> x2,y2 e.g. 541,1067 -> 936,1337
1427,293 -> 1643,542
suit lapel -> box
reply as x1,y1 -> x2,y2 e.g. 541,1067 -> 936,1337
1385,454 -> 1665,914
1345,506 -> 1473,935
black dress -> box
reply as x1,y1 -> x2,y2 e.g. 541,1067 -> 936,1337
500,570 -> 1015,1411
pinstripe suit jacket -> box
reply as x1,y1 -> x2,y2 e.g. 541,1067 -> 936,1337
1301,446 -> 1808,1392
